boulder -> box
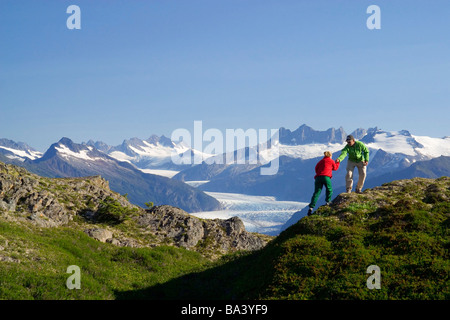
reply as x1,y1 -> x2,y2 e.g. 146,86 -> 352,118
84,228 -> 113,243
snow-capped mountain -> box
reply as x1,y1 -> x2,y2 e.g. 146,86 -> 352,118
275,126 -> 450,162
2,124 -> 449,212
77,125 -> 450,189
362,129 -> 450,160
3,124 -> 450,185
85,135 -> 212,175
0,139 -> 43,161
171,124 -> 450,201
37,137 -> 110,165
95,135 -> 177,168
2,124 -> 449,235
86,125 -> 450,177
28,138 -> 222,213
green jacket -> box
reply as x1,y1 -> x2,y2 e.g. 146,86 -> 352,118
337,140 -> 369,163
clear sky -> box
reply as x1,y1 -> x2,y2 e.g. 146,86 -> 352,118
1,0 -> 449,151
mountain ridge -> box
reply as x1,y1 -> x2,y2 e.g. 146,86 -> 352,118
3,124 -> 449,167
172,127 -> 450,205
2,137 -> 221,213
2,124 -> 450,221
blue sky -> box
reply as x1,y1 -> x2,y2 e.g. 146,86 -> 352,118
1,0 -> 449,151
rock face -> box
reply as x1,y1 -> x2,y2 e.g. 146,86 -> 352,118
0,161 -> 271,258
0,162 -> 132,227
279,124 -> 348,145
137,205 -> 269,257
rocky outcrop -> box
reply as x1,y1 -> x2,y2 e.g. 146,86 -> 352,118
0,161 -> 271,258
137,205 -> 270,258
331,176 -> 450,211
0,162 -> 133,227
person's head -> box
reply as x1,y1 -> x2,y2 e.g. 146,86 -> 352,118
324,151 -> 332,158
346,135 -> 355,146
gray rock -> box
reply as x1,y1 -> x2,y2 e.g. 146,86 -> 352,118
84,228 -> 113,243
0,162 -> 137,228
138,205 -> 270,257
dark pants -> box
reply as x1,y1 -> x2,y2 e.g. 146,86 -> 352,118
309,175 -> 333,209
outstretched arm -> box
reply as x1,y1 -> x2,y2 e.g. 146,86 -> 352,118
333,159 -> 340,170
336,146 -> 348,162
363,145 -> 369,163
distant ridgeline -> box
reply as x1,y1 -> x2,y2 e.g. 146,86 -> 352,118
1,125 -> 450,209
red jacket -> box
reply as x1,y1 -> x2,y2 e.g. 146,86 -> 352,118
314,157 -> 340,179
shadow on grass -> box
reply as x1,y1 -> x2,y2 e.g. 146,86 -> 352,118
114,246 -> 276,300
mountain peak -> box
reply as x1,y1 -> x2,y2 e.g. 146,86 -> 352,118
0,138 -> 43,161
58,137 -> 74,145
35,137 -> 108,164
84,140 -> 112,153
55,137 -> 90,154
145,135 -> 175,147
360,128 -> 424,151
279,124 -> 347,145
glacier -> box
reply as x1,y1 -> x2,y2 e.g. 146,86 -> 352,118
190,192 -> 308,235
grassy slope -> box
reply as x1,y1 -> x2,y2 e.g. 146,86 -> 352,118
0,160 -> 264,300
1,177 -> 448,300
121,177 -> 449,300
0,218 -> 208,299
254,177 -> 449,299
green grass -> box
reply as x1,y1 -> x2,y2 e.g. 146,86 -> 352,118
1,177 -> 449,300
0,218 -> 208,300
117,178 -> 449,300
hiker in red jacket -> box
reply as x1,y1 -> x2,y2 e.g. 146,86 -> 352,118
307,151 -> 340,216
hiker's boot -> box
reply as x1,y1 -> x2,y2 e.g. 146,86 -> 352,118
346,188 -> 352,193
307,208 -> 313,216
356,189 -> 363,194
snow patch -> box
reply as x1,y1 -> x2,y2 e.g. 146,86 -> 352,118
5,154 -> 26,162
139,168 -> 180,178
129,142 -> 173,158
55,145 -> 101,161
109,151 -> 134,163
278,143 -> 343,160
185,181 -> 210,187
0,146 -> 42,160
365,131 -> 416,156
412,135 -> 450,158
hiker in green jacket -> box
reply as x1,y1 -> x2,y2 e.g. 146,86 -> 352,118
336,135 -> 369,194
